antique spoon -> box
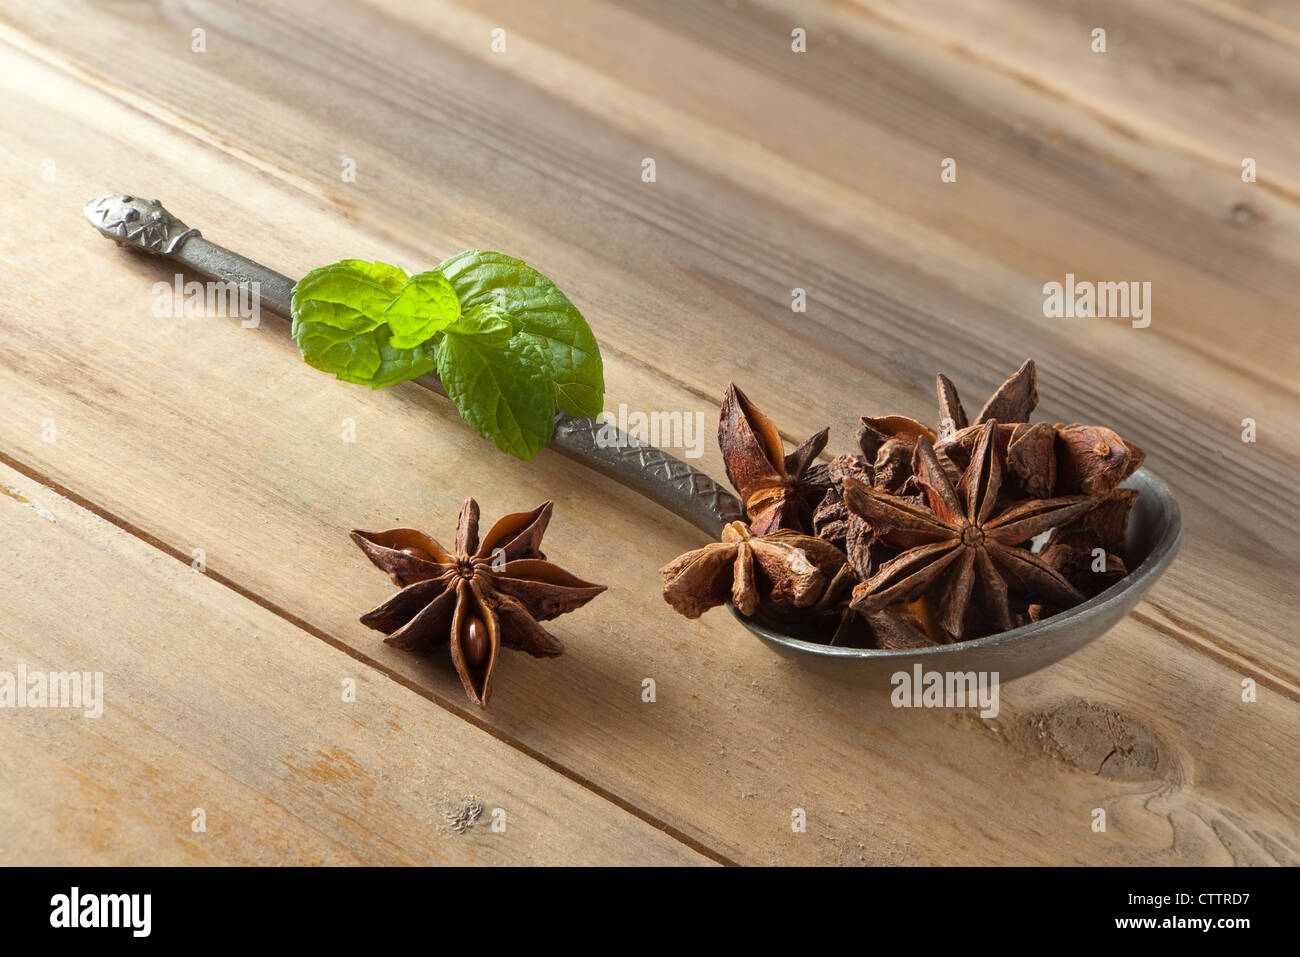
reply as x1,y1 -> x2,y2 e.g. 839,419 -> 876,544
84,194 -> 1181,684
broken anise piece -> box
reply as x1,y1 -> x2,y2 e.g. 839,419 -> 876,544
719,383 -> 831,534
1039,486 -> 1140,595
820,601 -> 936,649
817,453 -> 891,581
935,358 -> 1039,436
1067,486 -> 1140,556
660,521 -> 848,619
857,415 -> 936,460
1005,422 -> 1058,499
1040,531 -> 1128,596
968,357 -> 1039,427
1054,424 -> 1145,497
843,422 -> 1096,641
351,499 -> 605,708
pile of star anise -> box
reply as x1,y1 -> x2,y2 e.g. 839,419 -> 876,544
660,360 -> 1146,648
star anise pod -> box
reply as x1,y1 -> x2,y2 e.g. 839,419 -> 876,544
720,383 -> 831,534
843,421 -> 1097,641
855,359 -> 1039,493
937,357 -> 1039,436
660,521 -> 848,618
931,361 -> 1145,500
351,499 -> 605,707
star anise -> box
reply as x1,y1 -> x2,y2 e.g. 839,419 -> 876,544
720,383 -> 831,534
1039,486 -> 1139,595
931,361 -> 1144,499
845,361 -> 1040,511
351,499 -> 605,707
660,521 -> 849,618
843,421 -> 1097,641
814,598 -> 937,649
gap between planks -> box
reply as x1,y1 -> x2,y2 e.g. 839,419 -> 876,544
5,10 -> 1298,409
1132,605 -> 1300,702
0,13 -> 1290,708
0,446 -> 738,866
2,1 -> 1289,868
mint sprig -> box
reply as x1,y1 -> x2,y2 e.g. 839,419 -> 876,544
291,253 -> 605,461
382,271 -> 460,349
437,251 -> 604,419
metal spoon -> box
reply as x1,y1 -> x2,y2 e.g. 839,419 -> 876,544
84,193 -> 1181,683
82,193 -> 743,537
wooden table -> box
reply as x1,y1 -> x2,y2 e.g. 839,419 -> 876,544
0,0 -> 1295,866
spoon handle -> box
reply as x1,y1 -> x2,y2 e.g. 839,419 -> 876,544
84,194 -> 743,537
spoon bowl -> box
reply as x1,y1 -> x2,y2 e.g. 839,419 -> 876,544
732,467 -> 1181,688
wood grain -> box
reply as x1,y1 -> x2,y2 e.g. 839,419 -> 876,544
0,0 -> 1295,864
0,464 -> 710,865
3,0 -> 1293,688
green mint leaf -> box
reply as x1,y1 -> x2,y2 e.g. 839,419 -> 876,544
436,327 -> 556,461
291,260 -> 407,338
291,253 -> 604,458
293,260 -> 436,387
437,250 -> 604,418
382,271 -> 461,349
297,322 -> 437,388
451,303 -> 515,343
297,320 -> 382,382
370,326 -> 440,388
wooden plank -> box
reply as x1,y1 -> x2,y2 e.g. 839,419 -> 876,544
0,7 -> 1294,864
400,0 -> 1300,384
5,0 -> 1298,382
1204,0 -> 1300,36
0,467 -> 710,865
1,0 -> 1293,684
847,0 -> 1300,196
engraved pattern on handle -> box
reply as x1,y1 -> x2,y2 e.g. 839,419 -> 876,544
84,195 -> 200,255
550,414 -> 744,536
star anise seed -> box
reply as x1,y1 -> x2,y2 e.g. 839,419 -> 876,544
352,498 -> 605,708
